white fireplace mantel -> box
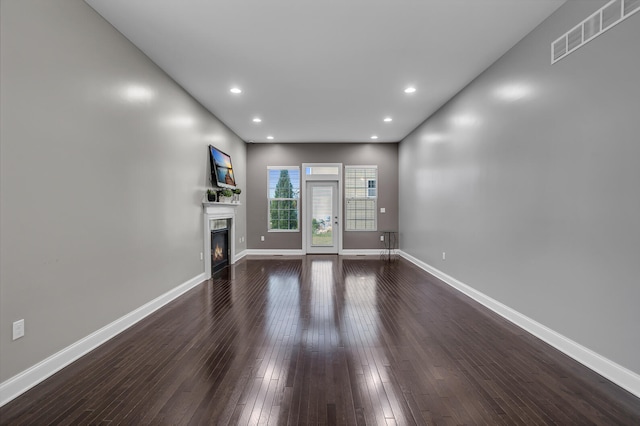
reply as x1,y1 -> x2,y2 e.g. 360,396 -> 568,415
203,201 -> 240,279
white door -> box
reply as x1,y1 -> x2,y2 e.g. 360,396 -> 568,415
306,181 -> 338,254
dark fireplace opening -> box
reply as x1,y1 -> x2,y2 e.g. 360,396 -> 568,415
211,220 -> 229,273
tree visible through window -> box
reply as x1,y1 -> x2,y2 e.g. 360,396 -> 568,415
268,167 -> 300,231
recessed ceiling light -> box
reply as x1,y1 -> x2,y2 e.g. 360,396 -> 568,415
266,136 -> 274,140
230,87 -> 242,94
383,117 -> 393,122
404,87 -> 416,94
370,135 -> 378,140
252,117 -> 262,123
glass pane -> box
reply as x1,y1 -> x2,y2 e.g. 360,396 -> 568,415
267,167 -> 301,231
268,168 -> 300,198
269,199 -> 299,230
210,219 -> 229,230
306,166 -> 339,175
345,166 -> 377,200
311,186 -> 333,246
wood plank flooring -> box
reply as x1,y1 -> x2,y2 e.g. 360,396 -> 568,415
1,255 -> 639,425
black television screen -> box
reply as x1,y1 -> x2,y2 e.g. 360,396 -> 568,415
209,145 -> 236,189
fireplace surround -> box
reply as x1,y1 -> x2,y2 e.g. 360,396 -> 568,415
203,201 -> 239,279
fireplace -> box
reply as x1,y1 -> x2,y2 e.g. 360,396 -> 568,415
203,201 -> 238,280
211,219 -> 229,273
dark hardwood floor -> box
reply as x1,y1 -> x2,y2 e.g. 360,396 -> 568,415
1,255 -> 639,425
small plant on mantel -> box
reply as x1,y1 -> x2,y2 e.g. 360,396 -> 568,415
220,188 -> 233,202
206,189 -> 217,202
232,188 -> 242,203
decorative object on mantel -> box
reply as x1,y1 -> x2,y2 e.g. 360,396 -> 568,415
219,188 -> 234,203
232,188 -> 242,203
206,189 -> 217,202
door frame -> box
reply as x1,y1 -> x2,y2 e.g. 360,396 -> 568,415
306,181 -> 338,254
301,163 -> 343,254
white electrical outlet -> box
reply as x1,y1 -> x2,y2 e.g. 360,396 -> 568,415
260,236 -> 265,241
200,252 -> 203,260
380,207 -> 386,213
380,235 -> 385,241
13,319 -> 25,340
442,252 -> 446,260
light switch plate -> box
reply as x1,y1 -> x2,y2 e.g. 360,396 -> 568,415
13,319 -> 25,340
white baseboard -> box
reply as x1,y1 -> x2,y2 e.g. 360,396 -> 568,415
340,249 -> 385,256
242,249 -> 383,260
234,249 -> 248,262
245,249 -> 305,256
245,249 -> 387,256
0,272 -> 206,407
398,250 -> 640,399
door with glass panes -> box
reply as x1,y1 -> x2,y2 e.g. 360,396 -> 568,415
305,181 -> 338,253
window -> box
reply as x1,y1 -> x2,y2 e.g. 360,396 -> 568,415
268,167 -> 300,231
305,166 -> 340,175
345,166 -> 377,231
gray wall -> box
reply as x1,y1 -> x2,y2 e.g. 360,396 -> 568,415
246,143 -> 398,250
399,0 -> 640,374
0,0 -> 246,382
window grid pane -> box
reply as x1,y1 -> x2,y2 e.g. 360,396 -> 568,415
345,166 -> 377,231
268,168 -> 300,231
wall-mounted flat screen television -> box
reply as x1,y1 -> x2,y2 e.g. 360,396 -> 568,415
209,145 -> 236,189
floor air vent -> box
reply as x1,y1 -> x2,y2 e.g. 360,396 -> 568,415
551,0 -> 639,64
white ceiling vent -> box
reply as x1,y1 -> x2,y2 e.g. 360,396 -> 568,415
603,0 -> 623,29
624,0 -> 640,15
551,0 -> 639,64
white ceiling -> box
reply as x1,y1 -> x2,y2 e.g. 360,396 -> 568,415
85,0 -> 566,143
